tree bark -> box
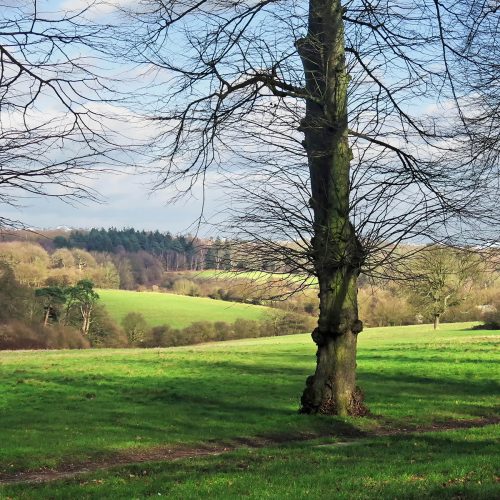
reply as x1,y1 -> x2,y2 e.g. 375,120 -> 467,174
43,306 -> 50,327
81,305 -> 92,335
299,0 -> 366,416
433,314 -> 440,330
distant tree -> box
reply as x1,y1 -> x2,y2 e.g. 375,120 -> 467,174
222,246 -> 232,271
52,228 -> 207,274
405,247 -> 482,329
88,304 -> 128,347
71,249 -> 97,274
50,249 -> 75,269
112,255 -> 136,290
92,262 -> 121,289
0,242 -> 49,287
121,312 -> 148,345
35,286 -> 68,327
65,280 -> 99,335
128,251 -> 164,286
0,262 -> 37,323
53,236 -> 71,249
204,246 -> 217,270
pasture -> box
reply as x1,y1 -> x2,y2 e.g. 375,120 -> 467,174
0,323 -> 498,498
98,289 -> 271,328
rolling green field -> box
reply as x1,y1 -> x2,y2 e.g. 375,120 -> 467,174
98,289 -> 271,328
0,323 -> 498,498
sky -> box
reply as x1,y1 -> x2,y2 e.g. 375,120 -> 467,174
2,171 -> 225,234
3,1 -> 496,242
2,0 -> 225,234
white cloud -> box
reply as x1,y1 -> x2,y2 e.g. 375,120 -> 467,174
59,0 -> 135,19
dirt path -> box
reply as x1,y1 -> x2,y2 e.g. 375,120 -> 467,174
1,417 -> 498,486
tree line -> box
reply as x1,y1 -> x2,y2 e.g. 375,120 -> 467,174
1,237 -> 498,327
0,260 -> 315,350
0,263 -> 125,350
0,232 -> 233,290
53,228 -> 217,271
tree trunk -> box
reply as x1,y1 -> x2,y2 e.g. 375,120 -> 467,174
43,306 -> 50,327
298,0 -> 366,416
81,306 -> 92,335
433,314 -> 440,330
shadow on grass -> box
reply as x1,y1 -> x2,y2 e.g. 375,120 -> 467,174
1,349 -> 499,473
2,427 -> 498,498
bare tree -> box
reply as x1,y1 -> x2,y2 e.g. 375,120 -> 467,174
122,0 -> 499,415
403,246 -> 483,330
0,1 -> 121,229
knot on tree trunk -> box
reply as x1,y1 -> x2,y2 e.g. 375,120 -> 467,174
352,319 -> 363,334
312,320 -> 362,345
311,327 -> 327,346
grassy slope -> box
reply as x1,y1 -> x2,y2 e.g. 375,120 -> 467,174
98,289 -> 271,328
1,323 -> 499,497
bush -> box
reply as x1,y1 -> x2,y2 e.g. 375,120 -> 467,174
0,321 -> 47,350
121,312 -> 148,345
0,321 -> 89,350
88,305 -> 128,347
45,324 -> 90,349
143,325 -> 181,347
359,287 -> 415,327
139,311 -> 314,350
233,318 -> 261,339
182,321 -> 216,343
172,279 -> 200,297
478,304 -> 500,330
214,321 -> 233,340
260,311 -> 315,337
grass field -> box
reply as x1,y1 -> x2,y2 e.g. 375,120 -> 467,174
0,323 -> 498,498
98,289 -> 271,328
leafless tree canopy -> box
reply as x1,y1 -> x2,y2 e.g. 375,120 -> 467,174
0,1 -> 121,228
120,0 -> 499,283
459,1 -> 499,177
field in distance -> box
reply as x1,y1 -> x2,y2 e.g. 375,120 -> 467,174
98,289 -> 272,329
176,269 -> 318,285
1,322 -> 498,498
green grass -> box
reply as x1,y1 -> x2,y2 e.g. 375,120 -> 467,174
4,426 -> 498,499
98,289 -> 271,328
0,322 -> 498,497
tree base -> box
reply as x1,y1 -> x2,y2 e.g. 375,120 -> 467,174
299,379 -> 369,416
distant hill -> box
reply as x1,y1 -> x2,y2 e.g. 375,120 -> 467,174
98,289 -> 272,329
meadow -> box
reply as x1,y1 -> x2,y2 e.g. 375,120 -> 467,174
0,322 -> 498,498
98,289 -> 271,328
